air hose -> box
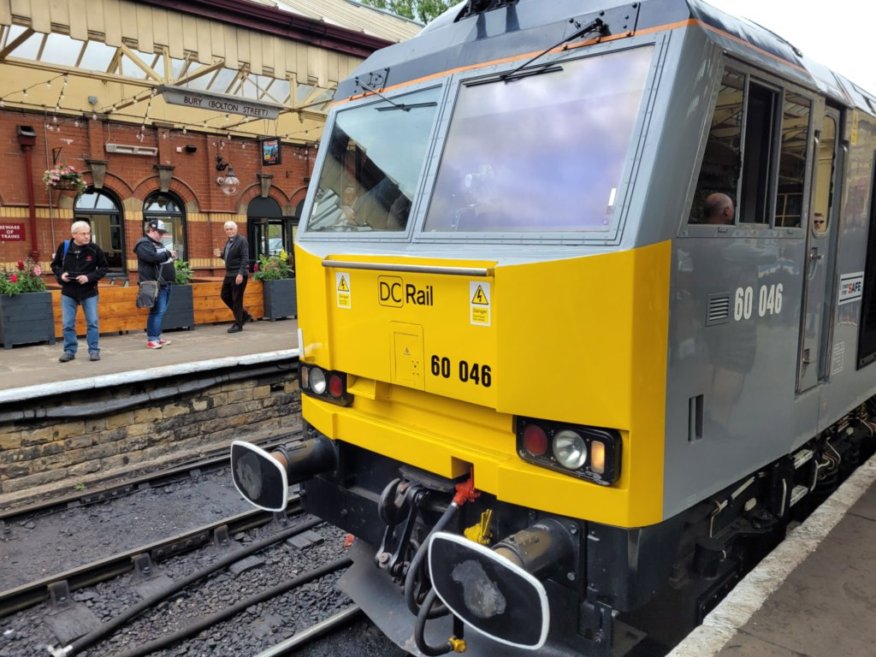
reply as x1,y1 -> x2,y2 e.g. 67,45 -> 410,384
403,478 -> 478,619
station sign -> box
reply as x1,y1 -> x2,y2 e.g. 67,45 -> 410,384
158,85 -> 283,120
0,223 -> 25,241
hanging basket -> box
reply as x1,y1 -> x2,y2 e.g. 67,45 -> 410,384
52,178 -> 83,191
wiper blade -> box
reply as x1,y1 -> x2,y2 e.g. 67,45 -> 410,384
497,17 -> 609,84
376,101 -> 438,112
466,65 -> 563,87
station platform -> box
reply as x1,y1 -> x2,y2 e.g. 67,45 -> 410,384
670,454 -> 876,657
0,318 -> 299,403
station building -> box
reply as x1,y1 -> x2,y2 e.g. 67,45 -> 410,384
0,0 -> 419,281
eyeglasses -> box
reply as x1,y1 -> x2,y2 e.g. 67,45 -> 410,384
814,220 -> 825,225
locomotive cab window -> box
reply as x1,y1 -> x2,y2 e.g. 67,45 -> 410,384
423,46 -> 654,235
690,67 -> 811,228
304,86 -> 441,234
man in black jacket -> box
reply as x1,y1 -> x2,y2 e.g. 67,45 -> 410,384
134,220 -> 176,349
50,220 -> 109,362
217,220 -> 251,333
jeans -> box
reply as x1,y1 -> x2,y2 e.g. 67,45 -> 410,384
62,294 -> 99,354
146,285 -> 171,342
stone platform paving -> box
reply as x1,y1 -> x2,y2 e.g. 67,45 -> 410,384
0,318 -> 298,402
669,454 -> 876,657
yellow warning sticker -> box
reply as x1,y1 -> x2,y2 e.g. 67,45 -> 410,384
337,272 -> 351,309
469,281 -> 491,326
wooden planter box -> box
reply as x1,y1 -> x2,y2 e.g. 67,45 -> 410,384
162,284 -> 195,331
0,292 -> 56,349
50,280 -> 266,337
261,278 -> 297,320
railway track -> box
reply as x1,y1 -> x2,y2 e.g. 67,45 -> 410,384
0,504 -> 301,617
0,440 -> 407,657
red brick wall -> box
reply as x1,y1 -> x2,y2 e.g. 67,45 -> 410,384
0,109 -> 315,277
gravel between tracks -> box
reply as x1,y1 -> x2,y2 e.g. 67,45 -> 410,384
0,468 -> 408,657
0,467 -> 252,592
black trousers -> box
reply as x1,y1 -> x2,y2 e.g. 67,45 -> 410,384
220,274 -> 248,326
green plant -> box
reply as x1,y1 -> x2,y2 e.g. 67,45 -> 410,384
253,250 -> 294,281
42,164 -> 86,192
173,259 -> 193,285
0,258 -> 48,296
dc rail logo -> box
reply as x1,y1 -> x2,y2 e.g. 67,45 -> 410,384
378,275 -> 434,308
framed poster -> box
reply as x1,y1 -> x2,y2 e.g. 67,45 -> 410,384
261,137 -> 281,166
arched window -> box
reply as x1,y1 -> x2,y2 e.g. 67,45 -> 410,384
144,192 -> 187,259
247,197 -> 296,263
74,189 -> 125,273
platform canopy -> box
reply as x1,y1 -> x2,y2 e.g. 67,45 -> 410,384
0,0 -> 420,145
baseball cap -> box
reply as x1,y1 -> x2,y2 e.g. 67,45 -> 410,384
146,220 -> 169,233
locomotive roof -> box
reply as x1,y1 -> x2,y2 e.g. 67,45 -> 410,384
339,0 -> 876,116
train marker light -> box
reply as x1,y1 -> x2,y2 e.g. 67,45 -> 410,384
522,424 -> 548,457
328,373 -> 344,398
516,418 -> 622,485
552,430 -> 587,469
427,532 -> 549,650
299,365 -> 352,406
590,439 -> 606,474
230,441 -> 289,512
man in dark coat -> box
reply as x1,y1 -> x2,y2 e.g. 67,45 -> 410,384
50,220 -> 109,362
217,220 -> 251,333
133,219 -> 176,349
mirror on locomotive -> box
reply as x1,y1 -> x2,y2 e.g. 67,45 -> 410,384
427,532 -> 549,650
230,441 -> 289,512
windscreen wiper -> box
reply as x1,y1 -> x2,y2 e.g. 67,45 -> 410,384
467,17 -> 609,86
355,77 -> 437,112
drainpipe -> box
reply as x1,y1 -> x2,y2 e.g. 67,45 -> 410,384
17,125 -> 39,260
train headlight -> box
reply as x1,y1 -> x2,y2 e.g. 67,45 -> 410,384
552,430 -> 587,469
299,365 -> 353,406
309,367 -> 327,394
516,418 -> 621,485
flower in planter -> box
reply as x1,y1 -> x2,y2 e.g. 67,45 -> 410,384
42,164 -> 86,193
253,250 -> 294,281
0,258 -> 47,296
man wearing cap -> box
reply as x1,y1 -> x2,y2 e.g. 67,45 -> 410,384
134,220 -> 176,349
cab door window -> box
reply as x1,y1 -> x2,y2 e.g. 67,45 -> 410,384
690,67 -> 809,227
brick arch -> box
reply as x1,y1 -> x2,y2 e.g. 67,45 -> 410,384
131,176 -> 200,213
236,184 -> 290,215
287,186 -> 309,217
93,173 -> 136,198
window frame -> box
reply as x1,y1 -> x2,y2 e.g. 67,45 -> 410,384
143,191 -> 188,260
73,187 -> 126,274
684,59 -> 815,237
298,35 -> 662,248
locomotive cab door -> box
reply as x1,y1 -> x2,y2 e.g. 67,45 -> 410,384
797,108 -> 842,392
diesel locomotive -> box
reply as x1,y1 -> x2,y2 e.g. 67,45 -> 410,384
231,0 -> 876,654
